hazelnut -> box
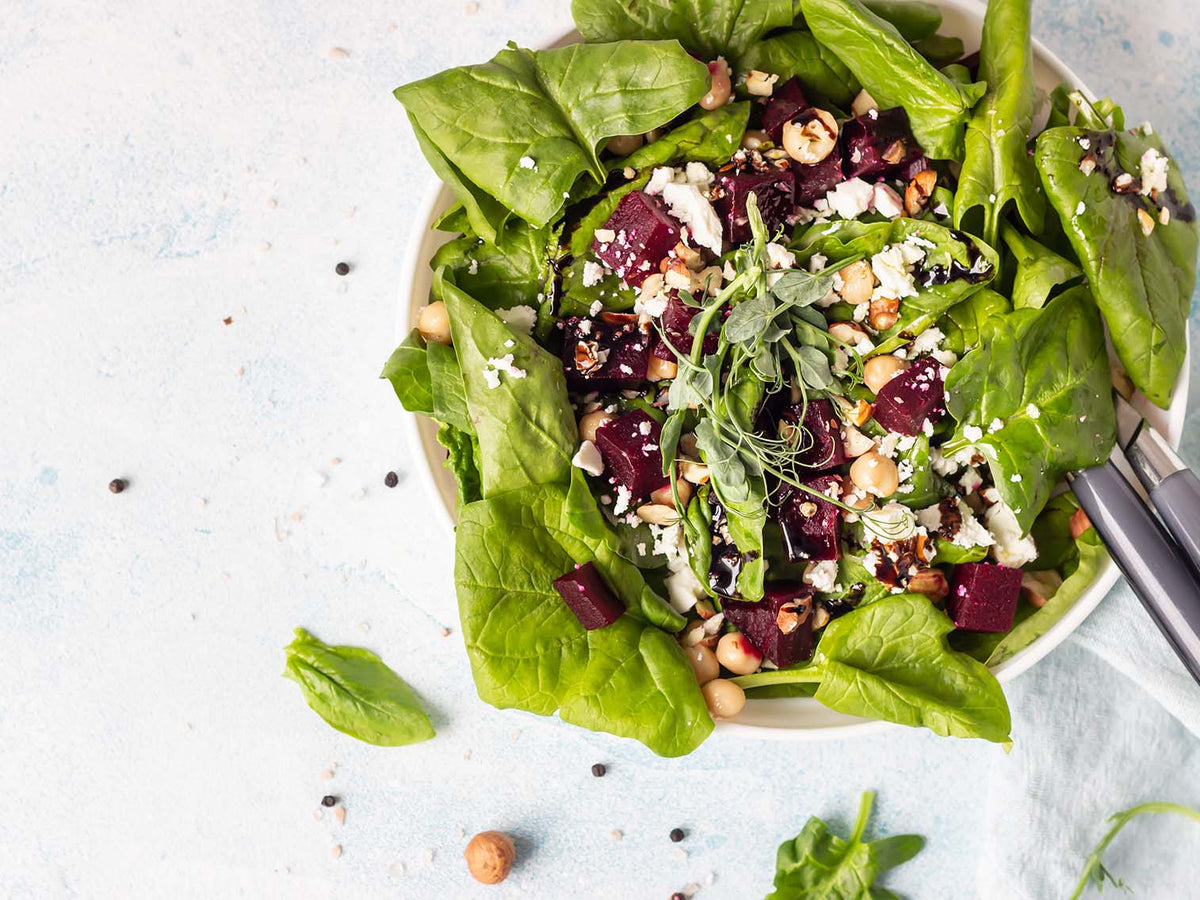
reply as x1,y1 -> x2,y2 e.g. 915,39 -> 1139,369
745,70 -> 779,97
904,169 -> 937,217
828,321 -> 868,345
908,568 -> 949,600
868,297 -> 900,332
465,831 -> 515,884
782,109 -> 839,165
851,89 -> 878,117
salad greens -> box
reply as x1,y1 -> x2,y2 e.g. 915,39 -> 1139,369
385,0 -> 1196,755
766,791 -> 924,900
283,629 -> 435,746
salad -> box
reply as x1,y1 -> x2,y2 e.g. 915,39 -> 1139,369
385,0 -> 1198,756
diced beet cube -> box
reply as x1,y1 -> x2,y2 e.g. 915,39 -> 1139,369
781,399 -> 846,472
775,474 -> 843,563
652,291 -> 720,361
760,77 -> 809,143
948,562 -> 1022,632
723,582 -> 815,667
872,357 -> 946,436
554,562 -> 624,630
590,192 -> 681,287
561,312 -> 650,391
794,149 -> 845,207
897,154 -> 930,183
714,159 -> 795,244
594,409 -> 669,501
842,108 -> 923,180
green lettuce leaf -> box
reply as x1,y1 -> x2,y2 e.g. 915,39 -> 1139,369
381,329 -> 433,415
432,219 -> 556,311
938,288 -> 1010,355
1002,226 -> 1082,311
738,31 -> 859,106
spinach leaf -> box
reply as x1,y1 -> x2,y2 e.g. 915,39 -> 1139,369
617,102 -> 751,172
283,628 -> 435,746
895,434 -> 951,509
432,219 -> 555,311
455,472 -> 708,757
1035,124 -> 1197,407
933,542 -> 988,565
1028,491 -> 1082,572
696,416 -> 768,600
437,423 -> 483,508
439,275 -> 578,496
766,792 -> 925,900
685,487 -> 715,593
799,0 -> 985,160
396,41 -> 708,240
559,256 -> 637,315
1002,226 -> 1082,310
1070,802 -> 1200,900
571,0 -> 795,63
814,594 -> 1011,743
913,33 -> 964,66
954,0 -> 1045,249
793,218 -> 999,353
426,340 -> 473,434
942,287 -> 1116,533
938,288 -> 1010,354
381,329 -> 433,415
738,31 -> 859,106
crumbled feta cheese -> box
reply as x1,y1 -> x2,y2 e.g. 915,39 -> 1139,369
1078,136 -> 1091,150
933,202 -> 949,217
963,424 -> 984,442
1140,147 -> 1170,196
496,304 -> 537,336
467,257 -> 479,275
921,418 -> 934,437
613,485 -> 633,516
1010,474 -> 1023,482
987,418 -> 1004,434
871,244 -> 923,301
959,466 -> 983,494
518,156 -> 536,170
482,353 -> 527,389
985,500 -> 1038,567
571,440 -> 605,476
852,302 -> 869,323
910,326 -> 946,356
650,522 -> 709,612
589,299 -> 604,316
661,181 -> 723,255
638,419 -> 652,436
824,178 -> 876,220
1075,201 -> 1086,216
808,253 -> 828,273
581,261 -> 605,287
766,242 -> 797,270
644,167 -> 675,196
872,184 -> 905,219
805,560 -> 839,593
877,432 -> 901,459
1026,404 -> 1041,419
684,161 -> 714,187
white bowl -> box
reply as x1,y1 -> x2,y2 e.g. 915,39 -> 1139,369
397,0 -> 1189,741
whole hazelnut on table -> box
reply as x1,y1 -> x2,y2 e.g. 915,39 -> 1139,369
464,830 -> 515,884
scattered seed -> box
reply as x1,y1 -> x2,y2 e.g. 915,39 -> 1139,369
331,844 -> 342,859
335,261 -> 350,276
672,848 -> 688,861
610,829 -> 623,842
266,197 -> 278,209
109,478 -> 127,494
389,861 -> 406,878
424,848 -> 435,864
312,808 -> 324,821
321,795 -> 338,808
591,763 -> 607,778
235,366 -> 245,377
466,1 -> 480,12
670,828 -> 686,843
510,729 -> 521,741
384,471 -> 399,488
333,805 -> 346,825
223,316 -> 233,326
330,457 -> 342,467
320,768 -> 335,781
671,893 -> 686,900
328,47 -> 350,60
441,627 -> 451,637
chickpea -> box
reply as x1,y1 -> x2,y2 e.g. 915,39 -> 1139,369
700,59 -> 732,110
650,478 -> 693,511
828,321 -> 868,345
850,450 -> 899,498
685,644 -> 720,685
782,109 -> 839,165
745,70 -> 779,97
836,260 -> 875,306
578,409 -> 615,443
605,133 -> 644,156
646,355 -> 678,382
416,300 -> 452,345
863,354 -> 909,393
701,678 -> 746,718
716,631 -> 762,676
740,129 -> 769,151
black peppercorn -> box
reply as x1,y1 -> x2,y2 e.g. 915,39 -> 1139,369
109,478 -> 127,494
335,262 -> 350,276
671,893 -> 686,900
321,795 -> 337,808
384,471 -> 399,488
669,828 -> 685,843
591,763 -> 606,778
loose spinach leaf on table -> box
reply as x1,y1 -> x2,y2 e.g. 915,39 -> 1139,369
938,288 -> 1010,355
455,471 -> 706,757
396,41 -> 708,241
942,287 -> 1116,533
738,31 -> 859,106
766,792 -> 924,900
571,0 -> 795,64
283,628 -> 435,747
432,219 -> 556,311
1035,123 -> 1198,408
734,594 -> 1012,743
1002,226 -> 1082,310
438,275 -> 578,497
799,0 -> 985,161
792,218 -> 998,353
381,329 -> 433,415
954,0 -> 1045,250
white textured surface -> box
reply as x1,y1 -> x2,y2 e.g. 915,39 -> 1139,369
1,2 -> 1198,898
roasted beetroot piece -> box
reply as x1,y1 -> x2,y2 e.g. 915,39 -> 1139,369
948,562 -> 1022,632
760,77 -> 809,143
842,108 -> 924,180
714,156 -> 795,244
775,474 -> 843,563
652,291 -> 720,361
898,154 -> 930,183
794,149 -> 845,207
594,409 -> 669,501
590,192 -> 681,287
561,312 -> 650,391
872,357 -> 946,436
781,399 -> 846,472
723,582 -> 815,667
554,562 -> 625,630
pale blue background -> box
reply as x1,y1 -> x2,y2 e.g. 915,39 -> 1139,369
1,1 -> 1198,898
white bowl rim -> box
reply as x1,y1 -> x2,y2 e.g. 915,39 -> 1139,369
394,0 -> 1190,741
